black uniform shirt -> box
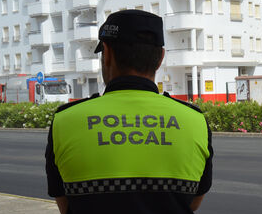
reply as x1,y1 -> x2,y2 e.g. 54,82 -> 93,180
45,76 -> 213,214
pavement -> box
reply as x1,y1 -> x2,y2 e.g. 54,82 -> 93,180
0,193 -> 59,214
0,129 -> 261,214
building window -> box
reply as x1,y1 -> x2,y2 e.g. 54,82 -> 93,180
205,0 -> 212,14
1,0 -> 7,14
25,23 -> 31,36
249,2 -> 253,17
3,54 -> 10,71
51,15 -> 63,32
151,3 -> 159,15
207,36 -> 213,51
2,27 -> 9,43
13,25 -> 20,42
12,0 -> 19,12
135,5 -> 143,11
104,10 -> 111,19
52,43 -> 64,62
231,37 -> 244,57
250,37 -> 254,51
256,38 -> 261,52
230,1 -> 242,21
255,5 -> 261,19
26,52 -> 32,65
219,36 -> 224,51
15,53 -> 21,70
218,0 -> 223,14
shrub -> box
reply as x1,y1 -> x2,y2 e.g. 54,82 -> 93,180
1,100 -> 262,133
0,102 -> 62,128
195,99 -> 262,133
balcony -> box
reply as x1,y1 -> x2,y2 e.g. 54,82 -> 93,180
52,61 -> 66,72
14,64 -> 22,70
165,11 -> 203,31
31,62 -> 44,75
231,49 -> 245,57
27,1 -> 50,17
2,36 -> 9,43
74,22 -> 98,41
3,65 -> 10,71
230,13 -> 243,21
73,0 -> 98,9
13,35 -> 21,42
166,49 -> 203,67
49,0 -> 63,14
29,30 -> 50,46
76,57 -> 99,72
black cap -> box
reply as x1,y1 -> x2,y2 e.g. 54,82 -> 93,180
94,10 -> 164,53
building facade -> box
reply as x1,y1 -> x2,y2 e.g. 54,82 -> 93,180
1,0 -> 262,102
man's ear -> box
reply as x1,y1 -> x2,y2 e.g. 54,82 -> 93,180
156,48 -> 165,70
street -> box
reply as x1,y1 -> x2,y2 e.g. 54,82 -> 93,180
0,130 -> 261,214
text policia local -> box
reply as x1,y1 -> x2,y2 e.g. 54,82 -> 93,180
87,115 -> 180,146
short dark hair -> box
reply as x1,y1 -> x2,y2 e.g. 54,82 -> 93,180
105,33 -> 163,75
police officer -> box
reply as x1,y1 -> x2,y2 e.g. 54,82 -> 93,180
46,10 -> 213,214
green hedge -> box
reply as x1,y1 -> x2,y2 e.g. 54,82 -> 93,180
0,100 -> 262,132
195,99 -> 262,133
0,102 -> 62,128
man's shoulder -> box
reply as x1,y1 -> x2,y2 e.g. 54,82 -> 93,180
56,93 -> 100,114
163,92 -> 202,114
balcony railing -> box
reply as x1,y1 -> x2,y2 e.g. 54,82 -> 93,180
3,65 -> 10,71
2,36 -> 9,43
231,49 -> 245,57
165,11 -> 203,31
230,13 -> 243,21
28,30 -> 41,35
76,22 -> 97,28
13,35 -> 21,42
14,64 -> 22,70
73,0 -> 98,8
27,1 -> 50,17
166,48 -> 203,66
74,23 -> 98,41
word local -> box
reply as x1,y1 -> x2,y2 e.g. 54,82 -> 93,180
87,115 -> 180,146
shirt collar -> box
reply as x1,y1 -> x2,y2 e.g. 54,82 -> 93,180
104,75 -> 159,94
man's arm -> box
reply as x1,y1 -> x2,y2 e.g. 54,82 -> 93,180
190,195 -> 205,211
56,196 -> 69,214
191,120 -> 213,211
45,123 -> 68,213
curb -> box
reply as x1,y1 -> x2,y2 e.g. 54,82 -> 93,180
1,128 -> 262,137
0,192 -> 55,204
0,128 -> 49,132
212,132 -> 262,138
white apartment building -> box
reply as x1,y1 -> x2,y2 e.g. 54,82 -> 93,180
1,0 -> 262,102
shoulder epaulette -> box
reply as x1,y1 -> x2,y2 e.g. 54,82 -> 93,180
56,93 -> 100,113
163,91 -> 202,113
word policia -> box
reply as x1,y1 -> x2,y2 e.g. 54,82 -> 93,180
87,115 -> 180,146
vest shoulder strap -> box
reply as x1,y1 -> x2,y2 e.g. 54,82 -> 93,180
163,91 -> 202,113
56,93 -> 100,113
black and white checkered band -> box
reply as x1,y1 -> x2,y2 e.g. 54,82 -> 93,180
64,178 -> 199,196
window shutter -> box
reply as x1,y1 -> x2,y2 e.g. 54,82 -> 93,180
218,0 -> 223,13
205,0 -> 212,14
207,36 -> 213,50
250,37 -> 254,51
232,37 -> 241,50
231,1 -> 241,14
256,38 -> 261,51
151,3 -> 159,15
219,36 -> 223,50
249,2 -> 253,16
255,5 -> 260,18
